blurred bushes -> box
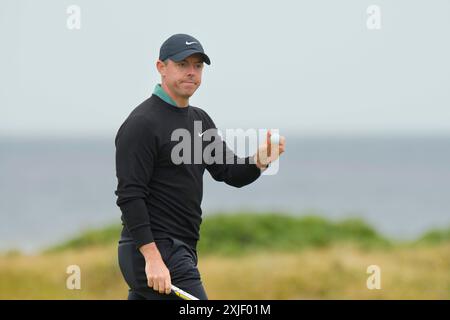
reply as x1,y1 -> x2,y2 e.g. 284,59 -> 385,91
416,226 -> 450,245
197,213 -> 391,255
45,212 -> 393,254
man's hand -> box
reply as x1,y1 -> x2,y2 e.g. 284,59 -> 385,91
139,242 -> 172,295
254,130 -> 286,169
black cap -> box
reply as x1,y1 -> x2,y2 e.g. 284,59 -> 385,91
159,34 -> 211,65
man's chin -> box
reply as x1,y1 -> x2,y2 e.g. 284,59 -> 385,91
180,82 -> 199,92
181,89 -> 197,98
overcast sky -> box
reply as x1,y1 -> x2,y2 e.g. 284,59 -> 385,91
1,0 -> 449,138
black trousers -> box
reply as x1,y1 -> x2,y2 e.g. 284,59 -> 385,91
118,235 -> 208,300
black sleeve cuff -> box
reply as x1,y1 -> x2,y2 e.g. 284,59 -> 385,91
119,199 -> 154,249
129,225 -> 154,249
229,157 -> 262,187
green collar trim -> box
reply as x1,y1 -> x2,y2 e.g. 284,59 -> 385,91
153,84 -> 178,107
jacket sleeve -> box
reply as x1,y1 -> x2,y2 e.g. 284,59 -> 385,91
203,114 -> 261,188
114,115 -> 157,248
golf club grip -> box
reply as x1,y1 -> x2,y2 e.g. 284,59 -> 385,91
171,284 -> 199,300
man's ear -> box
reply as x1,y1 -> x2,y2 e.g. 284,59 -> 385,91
156,60 -> 166,77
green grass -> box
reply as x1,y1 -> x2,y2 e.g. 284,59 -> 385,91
1,212 -> 449,299
197,212 -> 391,255
44,224 -> 122,253
415,226 -> 450,245
41,212 -> 428,255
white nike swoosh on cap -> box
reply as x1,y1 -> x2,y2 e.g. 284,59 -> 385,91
198,131 -> 207,137
186,41 -> 197,45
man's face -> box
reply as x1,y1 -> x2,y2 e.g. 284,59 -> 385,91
158,53 -> 204,99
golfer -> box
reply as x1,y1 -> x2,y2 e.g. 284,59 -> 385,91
115,34 -> 285,300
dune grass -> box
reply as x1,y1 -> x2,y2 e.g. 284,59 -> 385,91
415,227 -> 450,245
45,212 -> 392,255
1,212 -> 449,299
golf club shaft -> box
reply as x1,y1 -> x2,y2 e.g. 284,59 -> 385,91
171,284 -> 199,300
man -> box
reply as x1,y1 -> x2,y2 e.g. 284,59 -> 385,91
115,34 -> 285,300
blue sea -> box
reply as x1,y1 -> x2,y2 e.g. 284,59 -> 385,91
1,134 -> 449,253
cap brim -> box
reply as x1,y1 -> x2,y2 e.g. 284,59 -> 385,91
169,49 -> 211,65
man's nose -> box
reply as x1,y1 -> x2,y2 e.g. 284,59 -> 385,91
186,64 -> 197,75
